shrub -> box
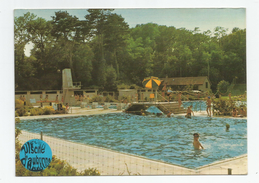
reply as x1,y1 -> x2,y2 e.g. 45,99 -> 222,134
15,128 -> 21,138
43,106 -> 55,115
129,84 -> 140,89
217,80 -> 230,95
15,129 -> 100,176
189,95 -> 195,101
90,95 -> 103,103
79,168 -> 100,176
15,118 -> 21,123
15,99 -> 24,110
104,95 -> 118,102
16,107 -> 27,116
117,83 -> 130,89
55,110 -> 65,114
30,108 -> 44,116
213,99 -> 235,115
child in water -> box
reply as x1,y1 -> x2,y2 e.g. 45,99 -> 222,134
193,133 -> 204,150
185,105 -> 194,118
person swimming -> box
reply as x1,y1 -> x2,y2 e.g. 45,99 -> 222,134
185,105 -> 194,118
193,133 -> 204,150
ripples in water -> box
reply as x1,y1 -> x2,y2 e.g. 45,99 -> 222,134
16,113 -> 247,168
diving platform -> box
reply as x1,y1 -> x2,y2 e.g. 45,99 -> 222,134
125,102 -> 186,115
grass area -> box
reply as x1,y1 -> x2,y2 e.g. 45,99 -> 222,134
230,84 -> 246,96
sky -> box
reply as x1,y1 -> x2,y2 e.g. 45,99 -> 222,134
14,8 -> 246,56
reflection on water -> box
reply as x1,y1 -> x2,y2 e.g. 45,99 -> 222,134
16,113 -> 247,168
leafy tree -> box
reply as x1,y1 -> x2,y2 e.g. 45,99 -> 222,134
104,65 -> 117,91
14,10 -> 246,93
73,43 -> 94,87
85,9 -> 114,87
217,80 -> 230,94
14,12 -> 37,90
103,13 -> 129,77
51,11 -> 80,80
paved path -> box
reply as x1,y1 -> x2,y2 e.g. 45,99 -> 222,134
18,130 -> 247,175
18,108 -> 121,121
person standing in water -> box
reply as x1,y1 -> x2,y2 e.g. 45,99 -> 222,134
206,96 -> 212,117
185,105 -> 194,118
193,133 -> 204,150
178,92 -> 182,109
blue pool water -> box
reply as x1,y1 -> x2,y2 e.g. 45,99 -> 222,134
182,101 -> 207,111
16,113 -> 247,169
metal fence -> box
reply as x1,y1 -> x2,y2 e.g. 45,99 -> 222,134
18,130 -> 247,175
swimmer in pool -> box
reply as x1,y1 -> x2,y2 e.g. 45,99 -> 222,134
193,133 -> 204,150
185,105 -> 194,118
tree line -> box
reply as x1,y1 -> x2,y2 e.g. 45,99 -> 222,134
15,10 -> 246,92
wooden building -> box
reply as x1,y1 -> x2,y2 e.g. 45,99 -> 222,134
160,76 -> 211,92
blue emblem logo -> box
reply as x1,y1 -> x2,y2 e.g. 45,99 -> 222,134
20,139 -> 52,171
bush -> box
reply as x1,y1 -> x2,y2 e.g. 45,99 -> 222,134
90,95 -> 103,103
30,108 -> 44,116
15,129 -> 100,176
15,99 -> 24,110
55,110 -> 65,114
104,95 -> 118,102
16,107 -> 27,116
117,84 -> 130,89
189,95 -> 195,101
43,106 -> 55,115
213,99 -> 235,115
79,168 -> 100,176
217,80 -> 230,95
15,118 -> 21,123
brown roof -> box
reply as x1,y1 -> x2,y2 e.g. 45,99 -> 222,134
161,77 -> 209,86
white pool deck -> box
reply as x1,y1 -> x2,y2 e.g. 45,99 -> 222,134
16,107 -> 247,175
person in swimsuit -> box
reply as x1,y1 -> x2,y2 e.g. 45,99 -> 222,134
193,133 -> 204,150
232,107 -> 238,117
65,103 -> 69,114
185,105 -> 194,118
206,96 -> 212,117
178,92 -> 182,108
238,107 -> 246,117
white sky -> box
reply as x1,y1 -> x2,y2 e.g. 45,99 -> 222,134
14,8 -> 246,57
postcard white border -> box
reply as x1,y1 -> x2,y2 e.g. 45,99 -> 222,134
1,0 -> 259,183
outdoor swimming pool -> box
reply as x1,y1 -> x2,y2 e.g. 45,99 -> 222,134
182,101 -> 207,111
16,113 -> 247,169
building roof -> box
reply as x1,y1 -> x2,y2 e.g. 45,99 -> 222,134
160,76 -> 210,86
